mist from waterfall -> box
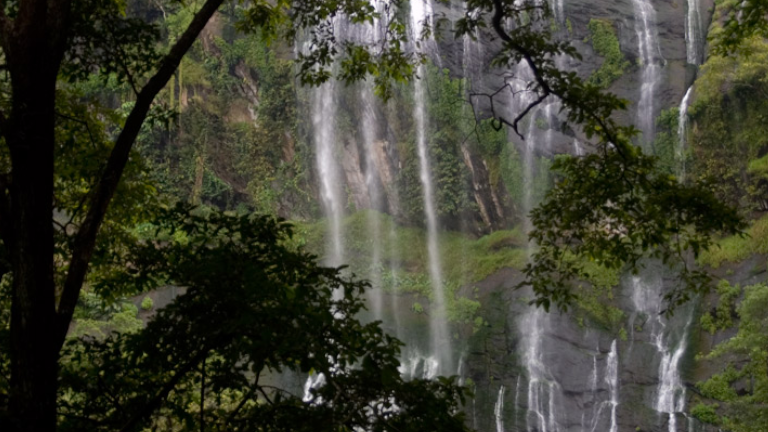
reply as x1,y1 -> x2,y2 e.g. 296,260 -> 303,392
360,86 -> 385,320
631,0 -> 663,148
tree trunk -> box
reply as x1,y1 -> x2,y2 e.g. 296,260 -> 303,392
6,70 -> 58,432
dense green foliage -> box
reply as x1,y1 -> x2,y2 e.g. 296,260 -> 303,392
698,214 -> 768,268
523,148 -> 743,311
689,35 -> 768,212
695,281 -> 768,431
56,205 -> 470,432
652,107 -> 684,176
586,19 -> 629,88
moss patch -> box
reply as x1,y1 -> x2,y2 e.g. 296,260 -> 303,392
587,19 -> 630,88
290,210 -> 528,323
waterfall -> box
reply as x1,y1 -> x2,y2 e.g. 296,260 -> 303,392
399,352 -> 440,380
302,372 -> 326,403
495,385 -> 506,432
584,341 -> 619,432
360,86 -> 385,320
606,340 -> 619,432
462,3 -> 484,82
549,0 -> 565,25
410,0 -> 452,374
685,0 -> 703,65
511,63 -> 561,432
523,309 -> 560,432
587,350 -> 600,431
677,86 -> 693,181
313,82 -> 346,273
630,0 -> 664,148
573,139 -> 585,156
657,314 -> 693,432
357,2 -> 385,321
631,275 -> 693,432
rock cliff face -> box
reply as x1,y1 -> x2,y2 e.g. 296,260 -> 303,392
436,2 -> 718,430
183,1 -> 743,430
329,1 -> 726,431
313,0 -> 716,233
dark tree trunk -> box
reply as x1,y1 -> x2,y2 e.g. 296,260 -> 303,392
2,2 -> 69,430
6,63 -> 59,432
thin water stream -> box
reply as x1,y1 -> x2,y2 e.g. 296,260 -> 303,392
631,0 -> 663,148
410,0 -> 453,374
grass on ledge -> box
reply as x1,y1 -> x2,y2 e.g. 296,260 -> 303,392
698,214 -> 768,268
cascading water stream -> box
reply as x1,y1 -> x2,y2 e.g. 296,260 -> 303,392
410,0 -> 452,374
573,139 -> 585,156
522,306 -> 560,432
606,340 -> 619,432
494,386 -> 506,432
462,3 -> 484,82
677,86 -> 693,181
584,340 -> 619,432
313,83 -> 345,275
685,0 -> 703,65
511,57 -> 561,431
303,18 -> 349,400
549,0 -> 565,25
630,0 -> 664,148
356,1 -> 386,322
678,0 -> 701,183
631,276 -> 693,432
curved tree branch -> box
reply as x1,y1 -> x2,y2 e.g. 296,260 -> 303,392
56,0 -> 226,349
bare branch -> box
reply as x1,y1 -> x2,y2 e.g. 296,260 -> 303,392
488,0 -> 626,152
